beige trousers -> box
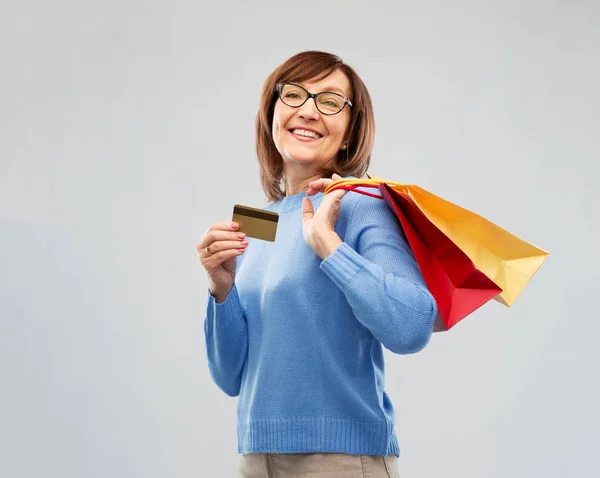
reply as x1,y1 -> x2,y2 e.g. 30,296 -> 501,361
238,452 -> 400,478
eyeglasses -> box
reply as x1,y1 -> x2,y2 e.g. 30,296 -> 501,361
276,82 -> 352,115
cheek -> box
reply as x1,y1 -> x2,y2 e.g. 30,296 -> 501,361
325,120 -> 348,142
272,106 -> 286,143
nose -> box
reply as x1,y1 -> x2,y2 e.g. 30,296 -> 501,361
297,96 -> 320,120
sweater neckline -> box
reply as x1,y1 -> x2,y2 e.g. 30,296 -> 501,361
269,190 -> 324,213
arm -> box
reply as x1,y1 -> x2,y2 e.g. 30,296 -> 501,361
204,283 -> 248,396
319,194 -> 438,354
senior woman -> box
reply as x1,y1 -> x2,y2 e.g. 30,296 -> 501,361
197,51 -> 437,478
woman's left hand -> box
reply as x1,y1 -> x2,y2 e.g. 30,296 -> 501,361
302,173 -> 347,258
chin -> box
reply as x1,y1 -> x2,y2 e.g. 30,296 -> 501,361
282,151 -> 321,164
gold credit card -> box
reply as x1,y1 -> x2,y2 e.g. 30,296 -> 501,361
232,204 -> 279,242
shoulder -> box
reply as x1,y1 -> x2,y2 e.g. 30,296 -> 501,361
337,175 -> 380,213
343,183 -> 397,230
341,181 -> 412,252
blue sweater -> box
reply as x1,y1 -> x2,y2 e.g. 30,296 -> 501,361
203,181 -> 438,457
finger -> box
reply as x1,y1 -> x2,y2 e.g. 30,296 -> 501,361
200,247 -> 245,267
327,188 -> 347,200
200,224 -> 241,246
334,188 -> 347,197
307,178 -> 334,195
197,230 -> 246,252
306,180 -> 322,195
198,240 -> 248,262
205,222 -> 240,234
307,178 -> 325,189
301,196 -> 314,223
328,174 -> 343,191
202,239 -> 248,254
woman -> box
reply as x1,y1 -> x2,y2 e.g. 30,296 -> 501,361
197,51 -> 437,478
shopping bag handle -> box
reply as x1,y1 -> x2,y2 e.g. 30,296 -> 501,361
326,182 -> 385,199
324,176 -> 408,198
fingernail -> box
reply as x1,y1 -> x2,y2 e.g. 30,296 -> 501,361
237,233 -> 246,239
232,223 -> 239,229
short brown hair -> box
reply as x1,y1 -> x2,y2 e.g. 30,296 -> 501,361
256,51 -> 375,202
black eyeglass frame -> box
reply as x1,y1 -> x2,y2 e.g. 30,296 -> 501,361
275,82 -> 353,115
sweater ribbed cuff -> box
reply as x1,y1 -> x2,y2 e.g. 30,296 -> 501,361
208,282 -> 240,307
205,283 -> 245,333
319,242 -> 370,289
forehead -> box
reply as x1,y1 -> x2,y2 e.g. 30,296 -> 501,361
299,70 -> 351,98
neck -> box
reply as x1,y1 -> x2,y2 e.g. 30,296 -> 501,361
284,174 -> 323,196
283,161 -> 332,196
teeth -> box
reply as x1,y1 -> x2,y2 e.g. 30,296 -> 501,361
292,128 -> 321,139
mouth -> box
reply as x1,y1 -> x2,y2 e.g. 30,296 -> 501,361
288,128 -> 324,141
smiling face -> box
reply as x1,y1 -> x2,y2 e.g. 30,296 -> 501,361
272,69 -> 352,172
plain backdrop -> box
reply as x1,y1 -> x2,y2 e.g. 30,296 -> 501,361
1,1 -> 598,477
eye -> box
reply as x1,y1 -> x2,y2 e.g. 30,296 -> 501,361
319,94 -> 342,108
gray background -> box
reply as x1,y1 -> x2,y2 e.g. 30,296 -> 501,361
1,1 -> 598,477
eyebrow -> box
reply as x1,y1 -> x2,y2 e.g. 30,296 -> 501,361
299,83 -> 349,98
321,86 -> 348,97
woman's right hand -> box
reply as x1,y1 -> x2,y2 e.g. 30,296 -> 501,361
196,222 -> 248,302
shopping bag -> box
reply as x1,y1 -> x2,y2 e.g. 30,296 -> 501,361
330,181 -> 503,329
325,176 -> 548,315
383,182 -> 548,306
380,184 -> 503,330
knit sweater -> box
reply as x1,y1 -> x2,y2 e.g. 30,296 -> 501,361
203,180 -> 438,457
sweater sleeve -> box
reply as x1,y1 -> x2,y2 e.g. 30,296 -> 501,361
319,193 -> 437,354
204,283 -> 248,397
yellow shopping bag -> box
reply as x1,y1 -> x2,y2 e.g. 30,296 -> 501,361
325,175 -> 549,307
